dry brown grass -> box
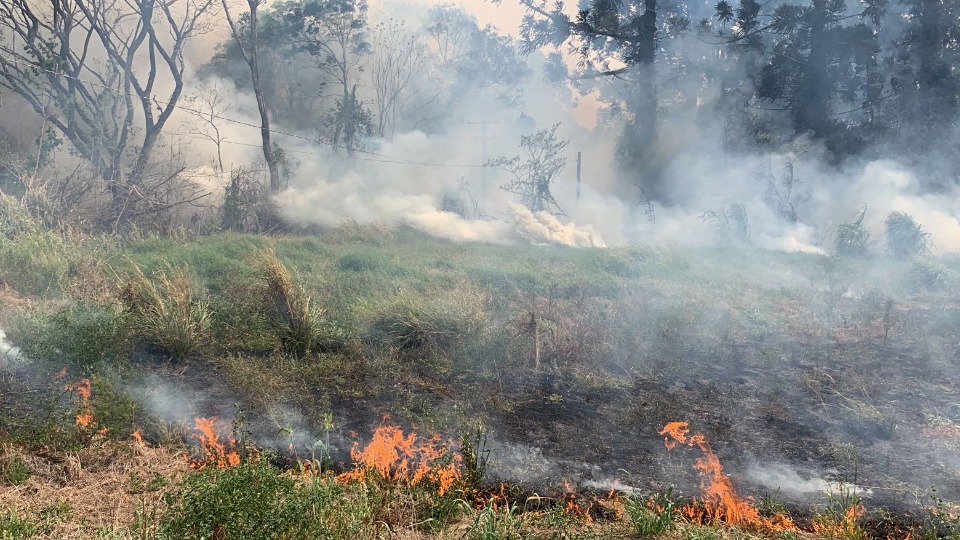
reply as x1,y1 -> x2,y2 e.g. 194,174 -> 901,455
0,282 -> 29,326
0,439 -> 187,539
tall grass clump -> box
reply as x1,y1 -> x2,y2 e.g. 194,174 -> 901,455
884,211 -> 931,260
120,265 -> 211,359
834,207 -> 871,257
255,250 -> 324,358
624,489 -> 678,537
372,286 -> 484,361
0,193 -> 39,238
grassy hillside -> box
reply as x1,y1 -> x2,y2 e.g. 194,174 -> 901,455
1,222 -> 959,539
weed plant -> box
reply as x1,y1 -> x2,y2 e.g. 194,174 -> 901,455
834,208 -> 871,257
0,510 -> 37,540
884,211 -> 931,260
8,301 -> 130,371
624,489 -> 677,537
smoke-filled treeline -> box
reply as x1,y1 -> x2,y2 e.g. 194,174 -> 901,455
0,0 -> 958,252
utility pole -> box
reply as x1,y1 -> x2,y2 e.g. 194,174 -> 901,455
468,119 -> 497,194
576,151 -> 582,202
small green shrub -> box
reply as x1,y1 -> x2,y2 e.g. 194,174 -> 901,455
8,302 -> 130,371
161,460 -> 364,539
834,208 -> 871,257
906,262 -> 952,291
121,265 -> 211,359
162,461 -> 301,539
624,489 -> 677,537
884,211 -> 931,260
372,290 -> 483,360
0,193 -> 39,239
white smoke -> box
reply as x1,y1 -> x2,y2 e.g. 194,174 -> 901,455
743,462 -> 833,497
0,328 -> 24,367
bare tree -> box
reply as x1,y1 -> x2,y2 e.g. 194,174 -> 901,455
179,81 -> 231,172
0,0 -> 216,219
488,124 -> 569,216
221,0 -> 282,192
369,19 -> 427,139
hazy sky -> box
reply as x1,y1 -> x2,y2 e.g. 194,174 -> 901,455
375,0 -> 527,34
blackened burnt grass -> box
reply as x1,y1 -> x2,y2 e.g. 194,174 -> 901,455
0,225 -> 959,538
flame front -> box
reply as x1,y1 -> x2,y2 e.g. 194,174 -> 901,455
65,378 -> 93,428
660,421 -> 795,531
191,417 -> 241,469
338,420 -> 462,495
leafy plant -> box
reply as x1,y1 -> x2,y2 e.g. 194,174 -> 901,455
161,460 -> 331,539
624,489 -> 677,537
0,448 -> 31,485
834,207 -> 871,257
884,211 -> 931,260
8,301 -> 130,371
812,484 -> 867,540
701,203 -> 750,246
489,123 -> 569,216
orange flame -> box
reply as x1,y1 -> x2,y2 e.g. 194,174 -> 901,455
660,422 -> 795,531
562,479 -> 594,522
132,430 -> 145,446
190,417 -> 241,469
813,501 -> 864,537
337,419 -> 462,495
65,378 -> 93,428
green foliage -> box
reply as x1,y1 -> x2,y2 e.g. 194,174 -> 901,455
813,484 -> 867,540
884,211 -> 931,260
0,510 -> 37,540
8,301 -> 130,371
161,460 -> 391,540
489,123 -> 569,215
834,208 -> 871,257
906,262 -> 952,292
0,450 -> 30,485
624,489 -> 678,537
121,265 -> 212,359
700,204 -> 750,246
466,503 -> 525,540
918,490 -> 960,540
0,193 -> 39,239
161,460 -> 314,539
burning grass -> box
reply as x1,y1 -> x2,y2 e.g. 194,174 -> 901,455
661,421 -> 797,532
337,419 -> 464,496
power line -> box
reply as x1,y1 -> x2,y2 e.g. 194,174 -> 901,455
0,55 -> 493,170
